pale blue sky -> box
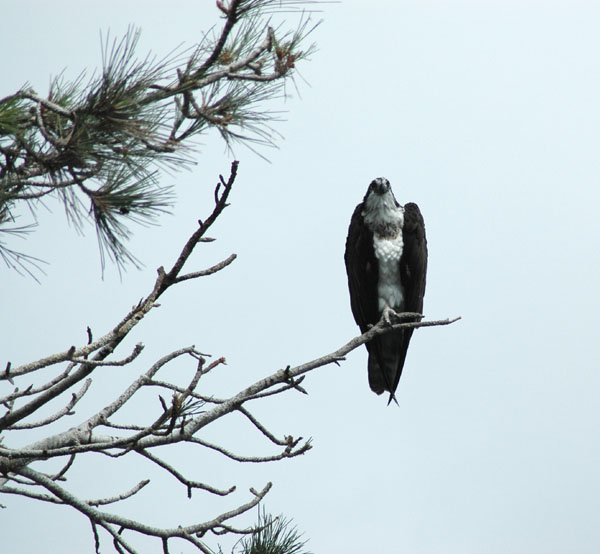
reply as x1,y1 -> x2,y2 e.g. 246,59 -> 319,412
2,2 -> 600,553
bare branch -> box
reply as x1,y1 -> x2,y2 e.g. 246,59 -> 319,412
0,366 -> 73,405
87,480 -> 150,507
173,253 -> 237,283
161,161 -> 238,289
0,272 -> 166,429
189,436 -> 312,463
237,406 -> 292,447
0,315 -> 459,463
10,379 -> 92,430
68,343 -> 144,367
194,482 -> 273,537
50,453 -> 76,481
136,450 -> 236,498
14,464 -> 272,552
0,485 -> 65,504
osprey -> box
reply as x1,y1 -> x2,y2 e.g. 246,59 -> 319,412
344,178 -> 427,404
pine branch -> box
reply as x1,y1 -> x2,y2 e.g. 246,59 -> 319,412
238,508 -> 312,554
0,0 -> 319,275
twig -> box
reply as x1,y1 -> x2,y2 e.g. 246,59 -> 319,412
173,253 -> 237,284
236,406 -> 291,447
161,161 -> 238,289
68,344 -> 144,367
87,480 -> 150,506
200,436 -> 311,463
136,450 -> 236,497
194,482 -> 273,536
9,379 -> 92,430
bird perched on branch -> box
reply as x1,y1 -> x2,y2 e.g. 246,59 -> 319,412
344,178 -> 428,404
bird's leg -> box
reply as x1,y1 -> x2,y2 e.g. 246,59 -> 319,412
381,305 -> 399,325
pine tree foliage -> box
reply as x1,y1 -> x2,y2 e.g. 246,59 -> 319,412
0,0 -> 319,275
237,509 -> 311,554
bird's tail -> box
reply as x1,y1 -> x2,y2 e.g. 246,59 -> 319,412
367,330 -> 410,405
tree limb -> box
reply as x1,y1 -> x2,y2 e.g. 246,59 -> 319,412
0,152 -> 460,554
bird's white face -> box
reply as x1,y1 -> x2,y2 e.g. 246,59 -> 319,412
362,177 -> 403,232
367,177 -> 391,196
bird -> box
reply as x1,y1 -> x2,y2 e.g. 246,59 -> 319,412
344,177 -> 428,404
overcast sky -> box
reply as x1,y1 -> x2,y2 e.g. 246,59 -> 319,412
2,1 -> 600,553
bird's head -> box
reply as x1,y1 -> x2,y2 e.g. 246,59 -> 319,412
367,177 -> 391,196
363,177 -> 397,206
362,177 -> 401,226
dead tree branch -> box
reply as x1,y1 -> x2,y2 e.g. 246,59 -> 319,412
0,158 -> 459,553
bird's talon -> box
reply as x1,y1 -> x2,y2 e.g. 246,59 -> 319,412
382,306 -> 399,325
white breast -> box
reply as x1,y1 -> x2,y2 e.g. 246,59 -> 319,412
373,234 -> 404,312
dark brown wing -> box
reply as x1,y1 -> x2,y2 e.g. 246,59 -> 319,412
401,202 -> 428,315
345,203 -> 396,396
344,202 -> 379,333
386,202 -> 428,400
